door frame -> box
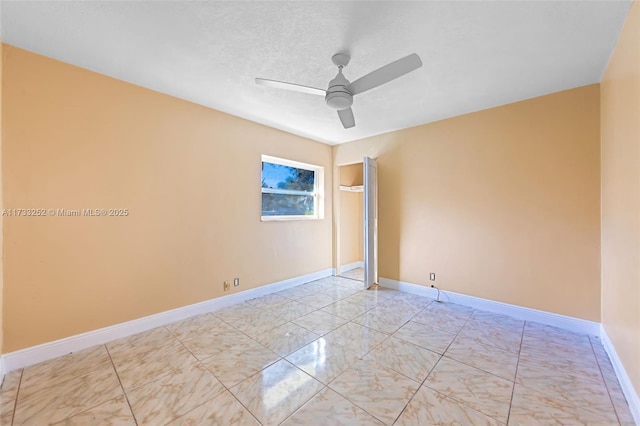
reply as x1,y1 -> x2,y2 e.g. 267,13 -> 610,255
363,157 -> 378,289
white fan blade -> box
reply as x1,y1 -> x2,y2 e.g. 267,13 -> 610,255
346,53 -> 422,96
338,108 -> 355,129
255,78 -> 326,96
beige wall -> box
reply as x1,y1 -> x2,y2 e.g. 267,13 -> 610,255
338,163 -> 363,267
601,0 -> 640,399
1,45 -> 333,352
335,85 -> 601,321
339,163 -> 363,187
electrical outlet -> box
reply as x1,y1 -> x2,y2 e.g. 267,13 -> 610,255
233,278 -> 240,287
429,273 -> 436,281
224,281 -> 231,291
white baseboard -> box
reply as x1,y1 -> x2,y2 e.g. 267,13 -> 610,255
1,268 -> 334,373
601,326 -> 640,425
0,356 -> 5,386
379,277 -> 600,336
339,261 -> 363,274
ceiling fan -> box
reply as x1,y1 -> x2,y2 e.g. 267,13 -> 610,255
255,53 -> 423,129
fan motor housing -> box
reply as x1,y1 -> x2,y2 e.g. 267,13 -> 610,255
326,90 -> 353,110
325,71 -> 353,110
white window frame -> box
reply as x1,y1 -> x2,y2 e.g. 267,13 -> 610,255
261,155 -> 324,221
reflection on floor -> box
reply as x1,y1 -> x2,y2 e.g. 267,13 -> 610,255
1,275 -> 635,425
340,266 -> 364,281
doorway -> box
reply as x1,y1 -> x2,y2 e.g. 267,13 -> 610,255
337,157 -> 377,289
337,163 -> 364,281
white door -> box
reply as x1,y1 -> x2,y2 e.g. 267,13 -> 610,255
363,157 -> 378,289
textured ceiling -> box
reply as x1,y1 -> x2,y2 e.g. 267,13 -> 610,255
1,1 -> 632,145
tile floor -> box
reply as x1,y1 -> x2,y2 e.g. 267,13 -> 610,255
0,274 -> 635,425
340,268 -> 365,281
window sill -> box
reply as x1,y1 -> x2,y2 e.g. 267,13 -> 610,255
261,215 -> 321,222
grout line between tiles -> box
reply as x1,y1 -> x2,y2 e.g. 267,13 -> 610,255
420,384 -> 508,425
8,368 -> 23,426
203,370 -> 265,426
331,301 -> 441,424
400,306 -> 517,424
168,327 -> 265,425
105,344 -> 139,426
505,319 -> 526,425
588,335 -> 624,425
326,383 -> 390,425
271,360 -> 327,425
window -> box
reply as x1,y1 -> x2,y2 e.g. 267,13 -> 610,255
261,155 -> 324,220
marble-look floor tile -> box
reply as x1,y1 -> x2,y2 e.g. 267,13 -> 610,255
1,395 -> 16,425
393,320 -> 456,354
367,299 -> 422,323
396,386 -> 502,426
342,291 -> 385,310
520,334 -> 599,370
107,327 -> 177,359
253,322 -> 319,357
109,332 -> 197,392
230,359 -> 324,426
334,278 -> 367,292
276,300 -> 318,321
591,343 -> 637,425
366,336 -> 440,382
169,389 -> 259,425
364,287 -> 398,300
515,356 -> 614,416
54,395 -> 136,425
274,286 -> 316,301
299,281 -> 331,292
374,302 -> 423,322
233,310 -> 289,337
353,309 -> 409,334
1,369 -> 22,401
465,311 -> 524,334
212,303 -> 262,324
456,324 -> 522,354
445,335 -> 519,381
523,322 -> 592,350
297,293 -> 341,309
324,322 -> 388,356
293,310 -> 348,336
424,357 -> 512,423
246,293 -> 291,310
166,313 -> 234,341
127,361 -> 225,426
323,286 -> 362,300
517,349 -> 604,386
11,282 -> 635,426
283,387 -> 383,425
611,392 -> 636,426
286,338 -> 362,385
509,383 -> 618,425
201,338 -> 280,387
180,326 -> 256,360
342,291 -> 386,311
321,300 -> 371,320
339,268 -> 365,282
329,359 -> 420,425
13,362 -> 123,426
591,341 -> 617,378
412,303 -> 472,334
20,345 -> 112,396
389,293 -> 434,311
